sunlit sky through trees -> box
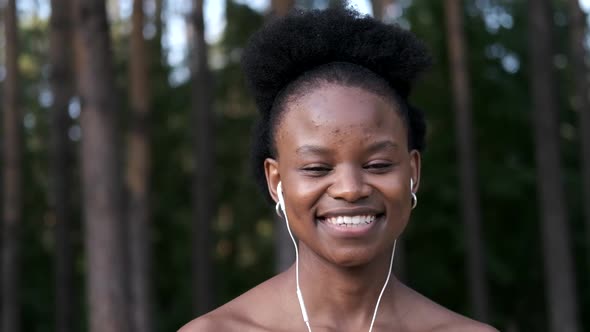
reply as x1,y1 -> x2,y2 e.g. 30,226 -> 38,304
9,0 -> 590,87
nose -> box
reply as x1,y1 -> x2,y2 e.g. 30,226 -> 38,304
326,165 -> 371,202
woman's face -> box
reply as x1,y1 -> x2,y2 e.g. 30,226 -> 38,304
265,83 -> 420,267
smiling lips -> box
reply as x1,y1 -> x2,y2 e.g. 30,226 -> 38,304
323,215 -> 377,227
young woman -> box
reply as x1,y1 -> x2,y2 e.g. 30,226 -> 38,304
181,7 -> 498,332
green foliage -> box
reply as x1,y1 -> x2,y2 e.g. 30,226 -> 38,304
149,3 -> 270,330
403,0 -> 588,330
8,1 -> 590,331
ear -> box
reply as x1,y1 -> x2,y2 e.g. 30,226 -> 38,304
264,158 -> 280,203
409,150 -> 421,192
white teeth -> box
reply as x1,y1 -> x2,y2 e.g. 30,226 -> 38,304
323,215 -> 377,227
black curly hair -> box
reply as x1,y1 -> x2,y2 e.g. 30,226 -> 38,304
241,7 -> 432,202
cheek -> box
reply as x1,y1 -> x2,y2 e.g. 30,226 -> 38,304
281,173 -> 325,219
381,182 -> 406,216
373,169 -> 407,198
372,172 -> 412,225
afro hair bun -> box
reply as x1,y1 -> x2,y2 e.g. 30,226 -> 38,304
241,7 -> 432,119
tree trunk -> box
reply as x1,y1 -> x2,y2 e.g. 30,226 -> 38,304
155,0 -> 163,40
567,0 -> 590,273
271,0 -> 294,16
153,0 -> 164,56
527,1 -> 580,331
1,1 -> 22,331
328,0 -> 346,9
269,0 -> 296,273
128,0 -> 153,331
371,0 -> 385,21
49,1 -> 76,331
370,0 -> 394,21
444,0 -> 490,322
72,1 -> 129,331
191,0 -> 215,315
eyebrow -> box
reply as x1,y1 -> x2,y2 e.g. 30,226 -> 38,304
295,140 -> 399,155
296,145 -> 331,156
366,140 -> 399,153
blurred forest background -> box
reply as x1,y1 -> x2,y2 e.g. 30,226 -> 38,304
1,0 -> 590,331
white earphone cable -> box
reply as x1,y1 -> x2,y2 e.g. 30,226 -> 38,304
278,182 -> 312,332
368,240 -> 396,332
277,182 -> 397,332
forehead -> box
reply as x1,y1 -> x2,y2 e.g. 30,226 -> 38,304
275,84 -> 407,150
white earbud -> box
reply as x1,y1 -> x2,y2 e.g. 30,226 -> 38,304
277,182 -> 286,215
410,178 -> 417,210
276,181 -> 311,331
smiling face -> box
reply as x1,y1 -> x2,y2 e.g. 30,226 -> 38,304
265,83 -> 420,267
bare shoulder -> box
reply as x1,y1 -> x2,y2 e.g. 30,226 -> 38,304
178,272 -> 290,332
396,282 -> 499,332
177,313 -> 225,332
426,301 -> 498,332
177,296 -> 260,332
177,301 -> 260,332
431,317 -> 499,332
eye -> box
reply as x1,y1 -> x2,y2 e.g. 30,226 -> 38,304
300,164 -> 332,177
364,162 -> 394,174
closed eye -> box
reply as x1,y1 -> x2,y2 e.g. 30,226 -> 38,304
300,165 -> 332,176
364,162 -> 394,173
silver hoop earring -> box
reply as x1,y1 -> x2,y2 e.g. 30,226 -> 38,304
275,201 -> 283,218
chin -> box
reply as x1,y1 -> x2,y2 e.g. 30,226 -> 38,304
326,248 -> 377,268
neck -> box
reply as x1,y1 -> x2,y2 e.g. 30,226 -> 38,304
291,242 -> 397,330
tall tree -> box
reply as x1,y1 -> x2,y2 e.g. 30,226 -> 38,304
153,0 -> 164,56
0,10 -> 2,330
271,0 -> 294,16
155,0 -> 164,39
370,0 -> 394,21
527,0 -> 580,331
191,0 -> 215,315
72,0 -> 129,331
328,0 -> 346,9
128,0 -> 153,331
1,0 -> 22,331
49,0 -> 76,331
443,0 -> 489,322
567,0 -> 590,272
270,0 -> 296,273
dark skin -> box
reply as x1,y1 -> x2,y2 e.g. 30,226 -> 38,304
180,83 -> 498,332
